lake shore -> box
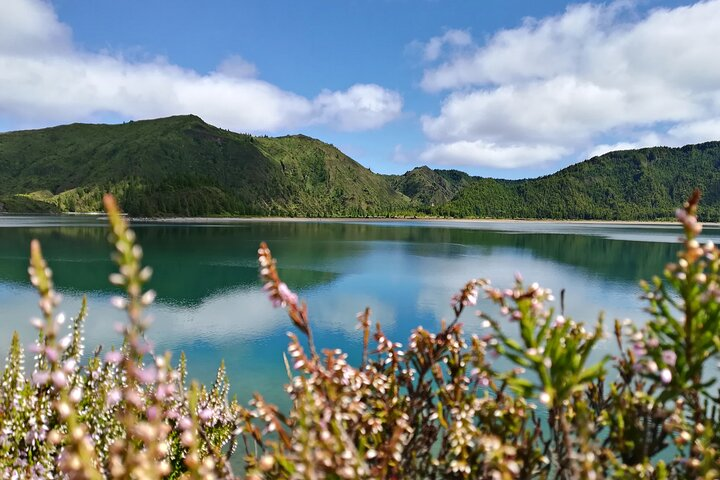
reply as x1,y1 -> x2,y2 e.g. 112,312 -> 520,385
5,212 -> 719,227
131,216 -> 720,227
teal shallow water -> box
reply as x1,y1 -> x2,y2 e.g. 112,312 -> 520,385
0,215 -> 716,410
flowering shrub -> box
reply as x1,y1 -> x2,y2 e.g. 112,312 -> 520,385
1,196 -> 245,479
2,191 -> 720,478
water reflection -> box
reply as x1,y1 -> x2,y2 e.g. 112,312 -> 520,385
1,216 -> 717,408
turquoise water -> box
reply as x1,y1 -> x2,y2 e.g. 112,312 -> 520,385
0,215 -> 715,410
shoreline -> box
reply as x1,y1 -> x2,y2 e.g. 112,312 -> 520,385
131,216 -> 719,227
3,212 -> 719,227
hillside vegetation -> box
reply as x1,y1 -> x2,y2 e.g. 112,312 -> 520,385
1,115 -> 720,219
439,143 -> 720,220
0,115 -> 407,217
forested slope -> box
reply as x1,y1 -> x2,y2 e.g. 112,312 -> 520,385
438,143 -> 720,221
1,115 -> 720,220
0,115 -> 409,217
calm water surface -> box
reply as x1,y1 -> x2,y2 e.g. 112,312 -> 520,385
1,215 -> 717,410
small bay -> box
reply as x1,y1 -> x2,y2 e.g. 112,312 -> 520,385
0,215 -> 716,409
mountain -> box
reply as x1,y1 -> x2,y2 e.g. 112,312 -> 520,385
0,115 -> 719,220
389,166 -> 471,207
0,115 -> 409,217
439,143 -> 720,221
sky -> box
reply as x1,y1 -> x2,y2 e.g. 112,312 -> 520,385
1,0 -> 718,178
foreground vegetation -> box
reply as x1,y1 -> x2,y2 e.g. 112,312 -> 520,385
1,192 -> 720,478
3,115 -> 720,219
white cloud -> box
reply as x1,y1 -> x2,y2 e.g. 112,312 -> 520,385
667,119 -> 720,145
421,140 -> 568,169
0,0 -> 71,55
584,132 -> 664,159
0,0 -> 402,132
215,55 -> 259,79
419,1 -> 720,169
314,84 -> 403,131
422,29 -> 472,62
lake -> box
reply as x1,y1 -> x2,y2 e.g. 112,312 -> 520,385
0,215 -> 715,410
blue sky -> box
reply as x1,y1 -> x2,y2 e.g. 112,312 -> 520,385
1,0 -> 717,178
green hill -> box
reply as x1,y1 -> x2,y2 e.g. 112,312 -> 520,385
1,115 -> 720,220
389,166 -> 471,207
438,143 -> 720,221
0,115 -> 409,217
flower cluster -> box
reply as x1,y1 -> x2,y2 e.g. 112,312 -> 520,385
247,191 -> 720,479
3,192 -> 720,479
1,196 -> 244,479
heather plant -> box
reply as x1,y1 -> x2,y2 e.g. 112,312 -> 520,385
1,192 -> 720,478
247,191 -> 720,479
0,195 -> 244,478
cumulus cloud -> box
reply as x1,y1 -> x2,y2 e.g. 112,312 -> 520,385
584,132 -> 664,159
667,119 -> 720,145
314,84 -> 403,131
0,0 -> 71,55
419,1 -> 720,169
421,140 -> 568,168
214,55 -> 259,79
421,29 -> 472,62
0,0 -> 402,132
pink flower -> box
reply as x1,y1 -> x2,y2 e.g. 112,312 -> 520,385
45,347 -> 59,363
62,358 -> 77,373
660,368 -> 672,384
632,342 -> 646,357
134,366 -> 157,384
464,288 -> 478,306
199,408 -> 214,422
277,282 -> 298,306
179,416 -> 193,431
110,296 -> 127,309
32,371 -> 50,386
69,387 -> 82,404
51,370 -> 67,388
146,406 -> 159,421
156,383 -> 173,400
106,389 -> 121,406
662,350 -> 677,367
104,350 -> 123,364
